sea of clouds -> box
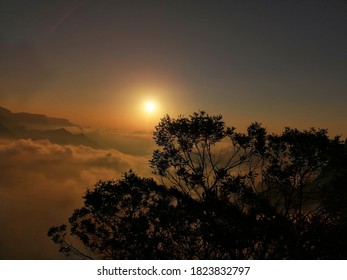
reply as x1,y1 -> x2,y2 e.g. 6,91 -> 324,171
0,138 -> 153,259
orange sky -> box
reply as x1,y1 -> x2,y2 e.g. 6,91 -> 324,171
2,0 -> 347,260
1,1 -> 347,136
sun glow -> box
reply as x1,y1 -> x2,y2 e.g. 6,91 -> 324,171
145,102 -> 156,113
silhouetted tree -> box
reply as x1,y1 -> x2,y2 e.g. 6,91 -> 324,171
150,111 -> 266,199
48,171 -> 223,259
49,171 -> 165,259
257,127 -> 341,258
49,111 -> 344,259
149,111 -> 271,258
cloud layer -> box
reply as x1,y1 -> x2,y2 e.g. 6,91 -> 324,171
0,139 -> 152,259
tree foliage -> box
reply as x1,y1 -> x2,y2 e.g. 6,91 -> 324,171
49,111 -> 346,259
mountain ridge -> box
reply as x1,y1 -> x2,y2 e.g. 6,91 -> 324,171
0,106 -> 74,127
0,106 -> 99,148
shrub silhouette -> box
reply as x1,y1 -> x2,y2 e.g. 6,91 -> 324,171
48,111 -> 347,259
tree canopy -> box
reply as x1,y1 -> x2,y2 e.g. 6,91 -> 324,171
48,111 -> 347,259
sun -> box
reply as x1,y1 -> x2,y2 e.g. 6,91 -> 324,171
145,102 -> 156,113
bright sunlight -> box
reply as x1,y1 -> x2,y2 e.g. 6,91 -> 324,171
145,102 -> 156,113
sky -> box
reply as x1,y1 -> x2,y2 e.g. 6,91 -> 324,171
1,0 -> 347,260
1,0 -> 346,135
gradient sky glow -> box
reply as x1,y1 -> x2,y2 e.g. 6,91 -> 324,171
1,0 -> 347,260
1,0 -> 347,135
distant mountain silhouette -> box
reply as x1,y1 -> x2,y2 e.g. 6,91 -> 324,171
0,106 -> 74,127
0,106 -> 99,148
0,123 -> 16,139
30,128 -> 99,148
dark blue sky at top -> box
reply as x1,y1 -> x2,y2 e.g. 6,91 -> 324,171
1,0 -> 346,134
